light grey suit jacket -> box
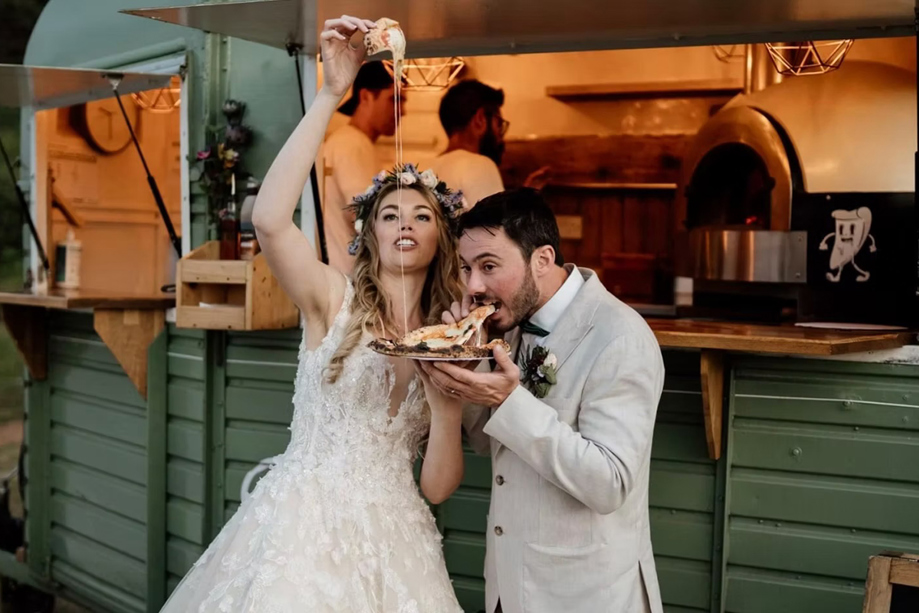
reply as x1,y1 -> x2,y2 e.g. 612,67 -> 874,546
464,267 -> 665,613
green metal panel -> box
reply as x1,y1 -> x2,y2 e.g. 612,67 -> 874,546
51,427 -> 146,485
220,330 -> 299,509
651,351 -> 718,613
164,325 -> 207,588
724,568 -> 864,613
51,494 -> 146,560
25,360 -> 51,578
166,538 -> 201,578
51,462 -> 146,523
43,312 -> 150,612
146,330 -> 168,611
723,356 -> 919,613
166,499 -> 204,545
53,561 -> 146,613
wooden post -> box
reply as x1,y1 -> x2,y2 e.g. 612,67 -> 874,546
93,308 -> 165,399
700,349 -> 724,460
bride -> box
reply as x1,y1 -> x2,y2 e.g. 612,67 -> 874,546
159,15 -> 467,613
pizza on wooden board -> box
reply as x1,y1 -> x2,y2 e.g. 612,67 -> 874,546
369,304 -> 510,359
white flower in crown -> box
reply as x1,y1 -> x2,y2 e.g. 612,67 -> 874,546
399,172 -> 417,185
362,184 -> 376,197
354,218 -> 364,233
375,170 -> 387,182
420,169 -> 439,189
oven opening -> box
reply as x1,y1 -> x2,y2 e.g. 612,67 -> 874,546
686,143 -> 775,230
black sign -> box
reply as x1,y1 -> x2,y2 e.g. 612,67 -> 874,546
792,191 -> 918,327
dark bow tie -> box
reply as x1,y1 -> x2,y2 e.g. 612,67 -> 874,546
519,319 -> 549,337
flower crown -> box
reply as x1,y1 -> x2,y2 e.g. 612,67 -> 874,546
346,163 -> 466,255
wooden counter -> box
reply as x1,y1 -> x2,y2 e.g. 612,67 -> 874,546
0,289 -> 174,310
645,318 -> 915,462
0,289 -> 175,399
648,319 -> 913,356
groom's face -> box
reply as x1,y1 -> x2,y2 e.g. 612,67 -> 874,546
459,227 -> 540,334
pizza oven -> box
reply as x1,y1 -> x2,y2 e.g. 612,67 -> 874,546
675,54 -> 918,326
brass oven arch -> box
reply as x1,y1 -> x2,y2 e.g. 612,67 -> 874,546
675,105 -> 794,233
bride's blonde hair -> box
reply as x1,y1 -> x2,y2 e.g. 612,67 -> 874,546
325,183 -> 463,383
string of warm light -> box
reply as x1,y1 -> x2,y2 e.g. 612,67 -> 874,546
131,75 -> 181,113
382,57 -> 466,91
763,40 -> 853,76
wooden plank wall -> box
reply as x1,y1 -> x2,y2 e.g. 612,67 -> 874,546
500,134 -> 691,302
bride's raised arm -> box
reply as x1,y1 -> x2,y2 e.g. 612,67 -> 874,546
252,16 -> 376,327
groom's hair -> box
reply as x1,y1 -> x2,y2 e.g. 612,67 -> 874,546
458,188 -> 564,266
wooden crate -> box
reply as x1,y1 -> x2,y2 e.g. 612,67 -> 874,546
176,241 -> 299,330
864,552 -> 919,613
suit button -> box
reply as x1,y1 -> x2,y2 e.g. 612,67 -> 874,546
495,475 -> 505,486
494,526 -> 504,536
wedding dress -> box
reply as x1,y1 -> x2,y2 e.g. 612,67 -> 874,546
160,280 -> 464,612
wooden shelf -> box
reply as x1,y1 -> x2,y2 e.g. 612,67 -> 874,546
648,319 -> 913,356
0,290 -> 173,399
546,181 -> 677,191
176,241 -> 298,331
0,289 -> 174,310
546,79 -> 743,100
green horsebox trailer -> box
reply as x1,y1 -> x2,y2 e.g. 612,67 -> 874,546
1,1 -> 919,612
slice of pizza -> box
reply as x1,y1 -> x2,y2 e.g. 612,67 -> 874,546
369,304 -> 510,358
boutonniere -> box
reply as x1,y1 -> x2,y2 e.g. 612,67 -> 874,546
521,346 -> 558,399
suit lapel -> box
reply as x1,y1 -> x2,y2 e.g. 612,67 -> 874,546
543,268 -> 603,372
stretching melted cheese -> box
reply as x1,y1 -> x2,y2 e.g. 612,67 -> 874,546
400,305 -> 496,349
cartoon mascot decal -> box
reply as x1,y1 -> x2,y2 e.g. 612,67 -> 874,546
819,207 -> 877,282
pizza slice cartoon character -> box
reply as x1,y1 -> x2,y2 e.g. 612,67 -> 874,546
819,207 -> 877,282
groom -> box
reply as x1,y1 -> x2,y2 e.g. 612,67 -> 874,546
420,188 -> 665,613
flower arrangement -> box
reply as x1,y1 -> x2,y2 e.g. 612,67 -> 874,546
194,99 -> 254,228
346,163 -> 465,255
521,345 -> 558,399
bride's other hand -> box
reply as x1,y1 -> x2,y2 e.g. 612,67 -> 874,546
319,16 -> 376,98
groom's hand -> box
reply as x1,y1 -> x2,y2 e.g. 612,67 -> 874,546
420,345 -> 520,408
441,295 -> 474,325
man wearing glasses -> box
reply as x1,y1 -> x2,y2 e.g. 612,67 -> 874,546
428,80 -> 548,209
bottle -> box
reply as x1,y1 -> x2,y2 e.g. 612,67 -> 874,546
238,177 -> 260,261
219,174 -> 240,260
55,229 -> 82,290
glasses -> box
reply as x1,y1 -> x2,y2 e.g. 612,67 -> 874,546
487,110 -> 510,136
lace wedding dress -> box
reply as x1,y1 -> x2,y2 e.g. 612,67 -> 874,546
160,281 -> 464,612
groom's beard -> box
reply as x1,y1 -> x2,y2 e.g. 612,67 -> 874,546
497,268 -> 539,334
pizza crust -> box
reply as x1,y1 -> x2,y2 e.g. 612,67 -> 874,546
369,337 -> 510,359
368,304 -> 505,359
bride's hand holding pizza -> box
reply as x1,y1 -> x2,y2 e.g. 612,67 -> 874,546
413,362 -> 462,413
